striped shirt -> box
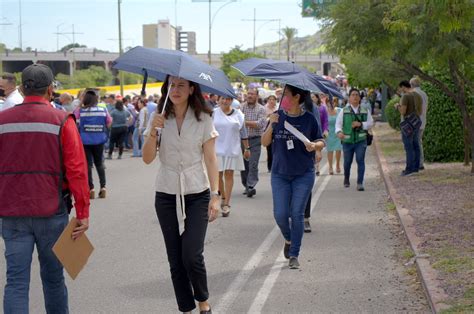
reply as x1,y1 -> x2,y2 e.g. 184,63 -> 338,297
241,102 -> 267,137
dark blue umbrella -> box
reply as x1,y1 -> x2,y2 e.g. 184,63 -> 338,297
232,58 -> 343,98
112,46 -> 236,98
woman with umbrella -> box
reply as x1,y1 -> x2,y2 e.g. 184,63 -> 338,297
142,76 -> 220,314
262,84 -> 325,269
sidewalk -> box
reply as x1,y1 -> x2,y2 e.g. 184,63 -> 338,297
373,122 -> 474,313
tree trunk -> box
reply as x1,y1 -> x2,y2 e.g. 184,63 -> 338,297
463,116 -> 470,165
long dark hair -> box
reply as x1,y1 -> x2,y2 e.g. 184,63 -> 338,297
82,90 -> 98,108
158,75 -> 212,121
285,84 -> 313,113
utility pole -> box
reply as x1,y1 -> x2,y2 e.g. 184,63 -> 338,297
18,0 -> 23,50
118,0 -> 124,96
242,9 -> 278,54
208,0 -> 211,64
54,24 -> 83,77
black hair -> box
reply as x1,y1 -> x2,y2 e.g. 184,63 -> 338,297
158,75 -> 212,121
115,100 -> 124,111
348,88 -> 361,97
399,80 -> 411,88
286,84 -> 313,112
22,85 -> 49,96
83,90 -> 98,108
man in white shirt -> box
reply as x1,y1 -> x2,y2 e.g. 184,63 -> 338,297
0,73 -> 24,111
410,77 -> 428,170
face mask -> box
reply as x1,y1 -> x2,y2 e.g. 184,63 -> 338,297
280,96 -> 292,111
0,89 -> 5,97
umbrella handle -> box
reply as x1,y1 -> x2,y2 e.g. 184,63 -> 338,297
160,79 -> 173,115
141,69 -> 148,97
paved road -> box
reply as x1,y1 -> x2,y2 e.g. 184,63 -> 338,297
0,147 -> 429,313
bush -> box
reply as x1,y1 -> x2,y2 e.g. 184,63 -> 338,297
422,81 -> 465,162
385,95 -> 401,130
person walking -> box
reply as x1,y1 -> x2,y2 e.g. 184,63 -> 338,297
327,98 -> 343,175
315,94 -> 329,176
0,64 -> 90,313
262,84 -> 325,269
336,88 -> 374,190
132,98 -> 148,157
240,88 -> 267,197
213,96 -> 250,217
77,89 -> 112,199
107,100 -> 131,159
410,77 -> 428,170
142,76 -> 220,314
265,94 -> 278,172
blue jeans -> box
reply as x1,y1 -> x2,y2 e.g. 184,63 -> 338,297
271,170 -> 315,257
402,126 -> 420,172
342,140 -> 368,184
2,210 -> 69,314
132,127 -> 142,157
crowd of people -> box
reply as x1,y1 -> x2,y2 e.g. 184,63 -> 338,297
0,63 -> 429,313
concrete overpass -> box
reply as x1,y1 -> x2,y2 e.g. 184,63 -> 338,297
1,49 -> 343,77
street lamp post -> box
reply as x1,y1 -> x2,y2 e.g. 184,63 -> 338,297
193,0 -> 236,65
117,0 -> 124,96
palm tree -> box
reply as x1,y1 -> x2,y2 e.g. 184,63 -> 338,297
281,27 -> 297,61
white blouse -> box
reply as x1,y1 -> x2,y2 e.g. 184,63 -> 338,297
213,108 -> 245,158
145,108 -> 218,234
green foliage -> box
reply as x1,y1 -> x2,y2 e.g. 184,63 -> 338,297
56,65 -> 113,89
341,51 -> 406,89
59,43 -> 87,53
281,27 -> 298,61
385,95 -> 401,130
220,46 -> 263,82
423,81 -> 465,162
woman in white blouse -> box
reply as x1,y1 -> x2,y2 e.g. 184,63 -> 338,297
213,96 -> 250,217
142,76 -> 219,314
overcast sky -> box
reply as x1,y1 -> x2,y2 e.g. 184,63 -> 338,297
1,0 -> 321,53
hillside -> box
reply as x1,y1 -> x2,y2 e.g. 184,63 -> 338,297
250,30 -> 328,57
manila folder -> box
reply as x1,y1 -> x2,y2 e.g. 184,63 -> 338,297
52,217 -> 94,280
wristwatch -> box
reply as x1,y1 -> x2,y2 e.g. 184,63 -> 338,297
210,191 -> 220,198
245,146 -> 250,151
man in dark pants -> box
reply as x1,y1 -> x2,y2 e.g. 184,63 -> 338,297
0,64 -> 90,313
240,88 -> 267,197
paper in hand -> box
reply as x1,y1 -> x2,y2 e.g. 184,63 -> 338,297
284,121 -> 310,144
52,218 -> 94,280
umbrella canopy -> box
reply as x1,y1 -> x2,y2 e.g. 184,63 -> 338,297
232,58 -> 343,98
112,46 -> 236,98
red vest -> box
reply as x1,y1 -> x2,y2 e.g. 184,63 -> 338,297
0,102 -> 70,217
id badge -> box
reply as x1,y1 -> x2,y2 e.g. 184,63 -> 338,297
286,139 -> 294,150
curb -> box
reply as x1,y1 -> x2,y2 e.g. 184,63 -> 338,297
372,129 -> 451,314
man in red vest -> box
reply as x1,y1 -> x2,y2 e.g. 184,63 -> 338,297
0,64 -> 90,313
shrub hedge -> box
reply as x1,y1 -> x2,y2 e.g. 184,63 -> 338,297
385,95 -> 401,130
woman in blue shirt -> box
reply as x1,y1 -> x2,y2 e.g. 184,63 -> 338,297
262,84 -> 325,269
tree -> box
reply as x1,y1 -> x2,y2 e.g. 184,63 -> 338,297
309,0 -> 474,172
59,43 -> 87,53
55,65 -> 112,89
220,46 -> 263,82
281,27 -> 297,61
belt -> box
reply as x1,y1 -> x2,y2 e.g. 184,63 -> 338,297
163,162 -> 203,235
248,136 -> 261,139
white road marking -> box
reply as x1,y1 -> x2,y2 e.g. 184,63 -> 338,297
247,166 -> 332,313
